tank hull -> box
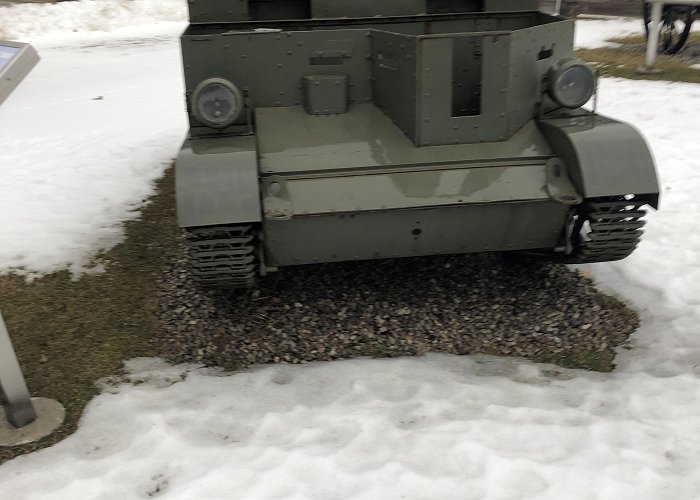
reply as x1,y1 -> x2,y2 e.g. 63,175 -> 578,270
264,201 -> 568,266
174,2 -> 660,288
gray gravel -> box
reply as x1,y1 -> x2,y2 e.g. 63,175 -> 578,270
154,238 -> 639,372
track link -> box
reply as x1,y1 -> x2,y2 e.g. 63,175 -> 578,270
186,225 -> 257,289
563,197 -> 648,264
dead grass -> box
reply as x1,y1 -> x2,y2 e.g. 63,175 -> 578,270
608,32 -> 700,46
575,28 -> 700,84
576,47 -> 700,84
0,168 -> 178,464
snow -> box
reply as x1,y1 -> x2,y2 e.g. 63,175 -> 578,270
0,17 -> 187,276
1,9 -> 700,500
574,17 -> 643,49
573,14 -> 700,50
5,355 -> 700,499
0,0 -> 186,40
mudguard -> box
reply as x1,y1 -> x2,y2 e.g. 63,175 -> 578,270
176,136 -> 262,228
538,114 -> 660,208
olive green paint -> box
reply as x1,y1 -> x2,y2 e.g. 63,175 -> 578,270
175,1 -> 659,273
255,104 -> 554,174
264,201 -> 567,266
186,0 -> 540,24
538,113 -> 661,208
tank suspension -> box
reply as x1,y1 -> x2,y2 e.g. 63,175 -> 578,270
563,197 -> 648,264
184,199 -> 648,288
186,225 -> 257,289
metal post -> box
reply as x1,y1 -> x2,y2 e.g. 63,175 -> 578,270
645,0 -> 664,69
554,0 -> 562,15
0,311 -> 37,428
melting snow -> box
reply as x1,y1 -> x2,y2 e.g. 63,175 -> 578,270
1,5 -> 699,499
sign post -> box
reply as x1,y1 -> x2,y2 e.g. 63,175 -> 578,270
0,312 -> 37,428
645,0 -> 665,69
640,0 -> 697,72
0,310 -> 65,446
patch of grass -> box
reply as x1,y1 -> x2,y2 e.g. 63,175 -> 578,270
0,168 -> 178,464
537,348 -> 617,373
608,32 -> 700,46
576,47 -> 700,83
576,27 -> 700,84
578,15 -> 631,21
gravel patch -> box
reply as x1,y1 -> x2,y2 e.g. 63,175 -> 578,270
154,238 -> 639,372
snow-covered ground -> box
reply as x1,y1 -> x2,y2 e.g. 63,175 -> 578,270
0,10 -> 187,276
573,17 -> 643,49
1,2 -> 700,499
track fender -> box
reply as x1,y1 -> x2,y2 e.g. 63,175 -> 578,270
176,136 -> 262,228
538,114 -> 660,208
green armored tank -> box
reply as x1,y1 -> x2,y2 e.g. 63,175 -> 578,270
176,0 -> 660,288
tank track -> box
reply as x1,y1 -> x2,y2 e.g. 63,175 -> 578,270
186,225 -> 257,289
184,200 -> 646,286
562,197 -> 647,264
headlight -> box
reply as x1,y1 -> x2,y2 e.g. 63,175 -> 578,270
547,59 -> 597,109
192,78 -> 243,129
